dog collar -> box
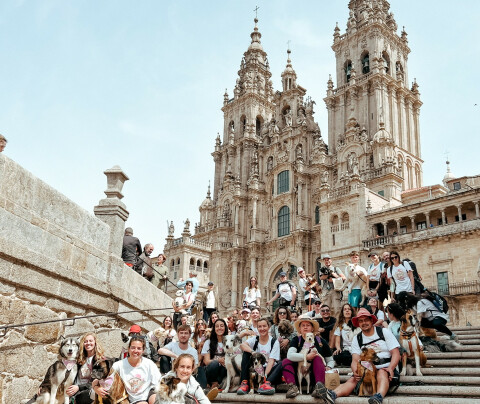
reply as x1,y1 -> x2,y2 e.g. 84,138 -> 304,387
62,359 -> 76,371
401,330 -> 415,339
360,361 -> 374,372
254,365 -> 264,376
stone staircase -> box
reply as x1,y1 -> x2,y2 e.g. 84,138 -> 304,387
216,326 -> 480,403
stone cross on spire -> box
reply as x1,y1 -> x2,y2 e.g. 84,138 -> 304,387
253,5 -> 260,19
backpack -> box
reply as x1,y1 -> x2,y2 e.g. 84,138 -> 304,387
424,289 -> 449,313
356,326 -> 385,348
253,336 -> 276,352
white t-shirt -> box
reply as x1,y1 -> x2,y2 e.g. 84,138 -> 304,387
417,298 -> 449,322
334,323 -> 358,351
277,282 -> 294,300
164,341 -> 199,366
243,287 -> 261,304
245,336 -> 281,365
206,290 -> 216,309
201,340 -> 225,359
351,328 -> 400,369
112,357 -> 161,402
368,262 -> 384,282
387,261 -> 413,293
299,277 -> 318,300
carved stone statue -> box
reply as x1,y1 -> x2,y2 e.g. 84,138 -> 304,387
322,170 -> 329,184
267,156 -> 273,171
168,221 -> 175,236
284,108 -> 293,127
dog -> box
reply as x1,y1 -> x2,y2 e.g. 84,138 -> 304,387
90,357 -> 114,385
297,332 -> 316,395
419,335 -> 461,353
305,273 -> 322,296
35,336 -> 80,404
277,319 -> 294,359
223,334 -> 243,392
400,309 -> 427,376
358,348 -> 379,396
174,290 -> 187,314
235,320 -> 250,341
94,368 -> 129,404
156,375 -> 188,403
249,352 -> 267,394
342,263 -> 368,303
147,326 -> 169,349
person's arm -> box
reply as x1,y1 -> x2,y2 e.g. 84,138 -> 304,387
385,347 -> 401,380
177,278 -> 186,288
291,286 -> 296,305
267,292 -> 280,305
286,346 -> 304,362
157,347 -> 177,359
407,270 -> 415,291
351,353 -> 360,375
334,334 -> 342,354
256,289 -> 261,306
240,340 -> 254,353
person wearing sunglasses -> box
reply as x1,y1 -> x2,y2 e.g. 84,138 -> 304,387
386,251 -> 414,300
269,307 -> 295,360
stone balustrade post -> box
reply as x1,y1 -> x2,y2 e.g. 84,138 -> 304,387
94,166 -> 129,257
457,204 -> 463,221
474,201 -> 480,218
410,215 -> 416,232
231,260 -> 238,307
426,212 -> 430,228
441,209 -> 446,226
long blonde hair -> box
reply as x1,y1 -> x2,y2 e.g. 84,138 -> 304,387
77,333 -> 105,365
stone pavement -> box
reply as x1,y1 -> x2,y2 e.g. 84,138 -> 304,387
215,327 -> 480,403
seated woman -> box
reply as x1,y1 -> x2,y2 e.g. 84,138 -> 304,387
226,315 -> 238,335
269,307 -> 296,360
237,317 -> 283,395
158,316 -> 177,374
93,336 -> 160,404
282,317 -> 334,398
366,297 -> 388,328
161,353 -> 214,403
417,292 -> 456,339
199,319 -> 228,394
192,319 -> 208,361
332,303 -> 359,367
207,311 -> 220,330
385,303 -> 405,342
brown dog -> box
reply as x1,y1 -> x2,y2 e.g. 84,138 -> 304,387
358,348 -> 378,397
400,310 -> 427,376
94,369 -> 129,404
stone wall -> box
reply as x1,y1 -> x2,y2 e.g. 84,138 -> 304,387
0,154 -> 171,403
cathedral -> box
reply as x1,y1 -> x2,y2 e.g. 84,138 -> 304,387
164,0 -> 480,325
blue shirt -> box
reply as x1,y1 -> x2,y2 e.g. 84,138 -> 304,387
177,277 -> 199,296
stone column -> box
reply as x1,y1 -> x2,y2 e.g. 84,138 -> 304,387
425,212 -> 430,228
396,219 -> 401,234
457,204 -> 463,221
251,257 -> 256,278
252,197 -> 257,229
474,201 -> 480,218
441,209 -> 446,226
410,215 -> 416,232
383,222 -> 388,236
298,182 -> 303,215
231,260 -> 238,307
94,166 -> 129,256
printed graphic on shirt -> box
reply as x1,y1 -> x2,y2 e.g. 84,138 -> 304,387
127,373 -> 145,393
394,268 -> 406,281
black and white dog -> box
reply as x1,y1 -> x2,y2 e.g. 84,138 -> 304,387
35,336 -> 80,404
223,334 -> 243,392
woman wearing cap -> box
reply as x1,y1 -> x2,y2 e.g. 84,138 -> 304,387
243,276 -> 261,309
282,317 -> 334,398
297,267 -> 319,311
332,303 -> 358,366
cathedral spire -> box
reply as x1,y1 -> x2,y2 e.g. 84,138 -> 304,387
249,17 -> 263,51
281,47 -> 297,91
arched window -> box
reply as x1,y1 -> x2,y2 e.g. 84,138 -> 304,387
240,115 -> 247,134
189,258 -> 195,272
341,212 -> 350,230
176,258 -> 180,265
229,120 -> 235,132
277,170 -> 289,194
361,52 -> 370,74
278,206 -> 290,237
170,259 -> 175,270
203,261 -> 208,273
344,60 -> 352,82
315,206 -> 320,225
331,214 -> 339,233
256,116 -> 263,136
382,51 -> 390,74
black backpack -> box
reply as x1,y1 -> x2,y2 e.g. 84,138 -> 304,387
424,289 -> 449,313
253,336 -> 276,352
356,326 -> 385,348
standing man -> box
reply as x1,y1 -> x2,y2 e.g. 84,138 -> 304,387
317,308 -> 400,404
135,243 -> 154,281
297,267 -> 318,310
267,272 -> 297,309
202,281 -> 218,322
121,227 -> 141,268
317,254 -> 345,318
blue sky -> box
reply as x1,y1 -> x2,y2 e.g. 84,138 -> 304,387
1,1 -> 479,253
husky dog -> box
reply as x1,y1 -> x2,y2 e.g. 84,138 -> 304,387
223,334 -> 243,392
297,332 -> 316,395
35,336 -> 80,404
155,375 -> 188,403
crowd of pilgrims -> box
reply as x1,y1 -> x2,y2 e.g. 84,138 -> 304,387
26,250 -> 456,404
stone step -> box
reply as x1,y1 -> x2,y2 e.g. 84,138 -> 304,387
338,375 -> 480,385
426,351 -> 480,359
459,339 -> 480,345
427,358 -> 480,367
337,367 -> 480,376
425,345 -> 480,352
443,329 -> 480,336
450,327 -> 480,331
216,393 -> 480,403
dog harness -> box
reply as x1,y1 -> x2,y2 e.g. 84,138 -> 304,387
62,359 -> 76,371
400,329 -> 417,356
360,361 -> 374,372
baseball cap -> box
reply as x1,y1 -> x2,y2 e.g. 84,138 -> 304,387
279,271 -> 287,277
297,267 -> 305,273
241,308 -> 251,314
322,254 -> 331,259
208,281 -> 214,286
129,324 -> 141,334
368,251 -> 378,257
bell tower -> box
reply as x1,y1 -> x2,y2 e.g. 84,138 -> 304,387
324,0 -> 423,194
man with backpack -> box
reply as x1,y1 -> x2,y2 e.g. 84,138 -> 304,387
267,271 -> 297,309
316,308 -> 400,404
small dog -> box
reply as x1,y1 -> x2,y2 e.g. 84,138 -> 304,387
90,358 -> 114,385
147,326 -> 168,349
35,336 -> 79,404
174,290 -> 187,314
277,319 -> 294,359
94,368 -> 129,404
156,375 -> 188,403
419,335 -> 461,353
342,263 -> 368,303
297,332 -> 316,395
249,353 -> 267,394
358,348 -> 379,396
400,310 -> 427,376
305,273 -> 322,295
223,334 -> 243,392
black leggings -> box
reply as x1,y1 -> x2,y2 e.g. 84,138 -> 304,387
421,316 -> 452,336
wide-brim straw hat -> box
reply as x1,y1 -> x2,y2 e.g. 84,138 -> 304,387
294,315 -> 320,334
352,308 -> 378,328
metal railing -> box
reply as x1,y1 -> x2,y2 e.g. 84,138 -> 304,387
426,280 -> 480,297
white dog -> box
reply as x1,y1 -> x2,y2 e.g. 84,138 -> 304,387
297,332 -> 316,395
147,326 -> 168,349
174,290 -> 187,314
342,262 -> 368,303
223,334 -> 243,392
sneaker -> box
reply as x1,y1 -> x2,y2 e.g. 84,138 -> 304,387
258,381 -> 275,395
237,380 -> 249,395
311,381 -> 327,399
450,333 -> 457,340
285,383 -> 299,398
207,387 -> 219,401
368,393 -> 383,404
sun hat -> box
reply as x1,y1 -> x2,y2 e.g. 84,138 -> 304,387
352,308 -> 378,328
294,315 -> 320,334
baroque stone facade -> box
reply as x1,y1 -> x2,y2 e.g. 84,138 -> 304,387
164,0 -> 480,323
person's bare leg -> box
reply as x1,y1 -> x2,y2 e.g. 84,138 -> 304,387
333,376 -> 357,397
376,369 -> 390,398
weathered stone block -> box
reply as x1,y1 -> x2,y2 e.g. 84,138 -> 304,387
24,304 -> 63,343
